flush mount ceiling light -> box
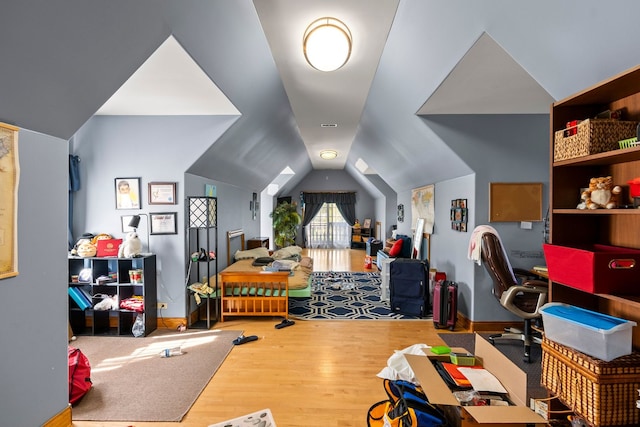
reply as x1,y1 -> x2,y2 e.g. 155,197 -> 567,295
303,17 -> 352,72
320,150 -> 338,160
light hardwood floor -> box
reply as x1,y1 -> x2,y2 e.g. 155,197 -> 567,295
73,249 -> 462,427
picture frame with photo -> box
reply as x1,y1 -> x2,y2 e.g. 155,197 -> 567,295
115,177 -> 141,210
450,198 -> 468,232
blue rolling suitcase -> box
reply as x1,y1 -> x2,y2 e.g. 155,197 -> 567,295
389,258 -> 430,317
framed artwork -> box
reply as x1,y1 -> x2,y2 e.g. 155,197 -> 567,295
0,122 -> 20,279
363,218 -> 372,229
411,184 -> 435,234
252,192 -> 258,220
115,177 -> 141,210
397,204 -> 404,222
148,182 -> 177,205
150,212 -> 177,235
205,184 -> 216,197
450,199 -> 468,232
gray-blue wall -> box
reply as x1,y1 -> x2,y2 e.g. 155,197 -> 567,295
285,169 -> 377,246
71,115 -> 246,318
0,129 -> 68,427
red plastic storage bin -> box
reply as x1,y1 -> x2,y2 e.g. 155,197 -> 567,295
543,243 -> 640,295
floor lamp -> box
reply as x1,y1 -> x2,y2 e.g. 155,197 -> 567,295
128,214 -> 151,254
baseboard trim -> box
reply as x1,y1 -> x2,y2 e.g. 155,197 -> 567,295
43,404 -> 71,427
158,317 -> 187,330
457,312 -> 520,333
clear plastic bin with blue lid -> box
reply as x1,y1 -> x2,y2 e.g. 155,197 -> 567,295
540,302 -> 636,361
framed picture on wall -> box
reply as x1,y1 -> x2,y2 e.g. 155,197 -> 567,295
148,182 -> 177,205
115,177 -> 141,210
150,212 -> 178,235
363,218 -> 372,229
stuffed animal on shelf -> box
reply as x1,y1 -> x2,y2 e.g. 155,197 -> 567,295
91,233 -> 113,246
580,176 -> 621,209
118,231 -> 143,258
73,239 -> 97,257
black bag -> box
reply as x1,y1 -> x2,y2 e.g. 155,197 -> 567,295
389,258 -> 430,317
252,256 -> 274,266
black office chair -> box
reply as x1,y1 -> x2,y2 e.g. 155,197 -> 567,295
480,233 -> 548,363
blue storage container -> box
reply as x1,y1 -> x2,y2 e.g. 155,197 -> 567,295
540,303 -> 636,361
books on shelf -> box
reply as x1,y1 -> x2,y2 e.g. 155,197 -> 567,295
68,287 -> 92,310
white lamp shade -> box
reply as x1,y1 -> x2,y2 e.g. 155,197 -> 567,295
304,18 -> 352,72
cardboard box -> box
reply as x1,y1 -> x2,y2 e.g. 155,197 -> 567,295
406,334 -> 547,426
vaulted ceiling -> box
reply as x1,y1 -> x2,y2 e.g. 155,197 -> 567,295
2,1 -> 639,195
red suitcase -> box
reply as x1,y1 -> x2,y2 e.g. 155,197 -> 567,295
432,280 -> 457,330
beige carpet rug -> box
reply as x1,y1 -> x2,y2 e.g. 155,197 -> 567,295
71,328 -> 241,422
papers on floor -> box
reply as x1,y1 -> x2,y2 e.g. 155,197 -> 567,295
209,408 -> 276,427
457,367 -> 508,394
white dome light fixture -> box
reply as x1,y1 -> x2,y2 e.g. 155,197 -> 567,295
320,149 -> 338,160
303,17 -> 352,72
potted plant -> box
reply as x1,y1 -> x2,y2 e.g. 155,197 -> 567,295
270,201 -> 301,248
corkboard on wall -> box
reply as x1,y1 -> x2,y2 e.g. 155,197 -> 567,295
489,183 -> 543,222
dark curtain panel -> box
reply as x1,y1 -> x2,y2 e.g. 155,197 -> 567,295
68,155 -> 81,249
334,193 -> 356,226
301,193 -> 325,227
301,192 -> 357,225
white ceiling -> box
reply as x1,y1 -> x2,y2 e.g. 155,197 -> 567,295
92,3 -> 553,172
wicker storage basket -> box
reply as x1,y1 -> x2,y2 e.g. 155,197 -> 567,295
541,337 -> 640,426
554,119 -> 639,161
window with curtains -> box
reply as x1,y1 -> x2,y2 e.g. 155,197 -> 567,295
305,203 -> 350,248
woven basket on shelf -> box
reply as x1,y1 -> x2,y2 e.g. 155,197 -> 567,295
554,119 -> 639,161
541,337 -> 640,426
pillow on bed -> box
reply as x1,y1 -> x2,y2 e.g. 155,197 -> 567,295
234,247 -> 270,260
272,245 -> 302,260
299,256 -> 313,269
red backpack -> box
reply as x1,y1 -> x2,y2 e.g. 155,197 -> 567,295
68,346 -> 92,405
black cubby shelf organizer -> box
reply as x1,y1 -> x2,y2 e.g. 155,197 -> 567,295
67,255 -> 157,337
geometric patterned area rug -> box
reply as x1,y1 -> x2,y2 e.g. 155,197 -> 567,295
289,271 -> 428,320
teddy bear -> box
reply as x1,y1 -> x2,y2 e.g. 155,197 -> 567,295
580,176 -> 621,209
118,231 -> 143,258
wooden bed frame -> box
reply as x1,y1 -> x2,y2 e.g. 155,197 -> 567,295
219,230 -> 291,322
219,270 -> 290,322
